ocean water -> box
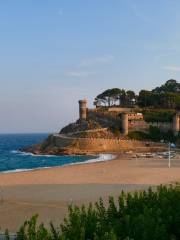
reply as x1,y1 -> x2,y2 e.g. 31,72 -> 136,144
0,134 -> 114,173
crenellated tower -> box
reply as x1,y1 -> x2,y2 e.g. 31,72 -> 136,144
79,99 -> 87,121
121,113 -> 129,135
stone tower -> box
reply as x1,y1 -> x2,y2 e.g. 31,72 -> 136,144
121,113 -> 128,135
79,99 -> 87,121
173,113 -> 180,135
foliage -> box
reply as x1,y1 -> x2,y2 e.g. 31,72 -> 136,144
128,126 -> 176,142
128,131 -> 148,140
5,184 -> 180,240
143,110 -> 175,122
152,79 -> 180,94
149,126 -> 176,142
4,229 -> 10,240
16,214 -> 59,240
108,125 -> 121,136
94,80 -> 180,109
138,91 -> 180,109
95,88 -> 136,107
138,80 -> 180,109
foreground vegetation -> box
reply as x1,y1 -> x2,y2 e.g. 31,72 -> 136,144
3,184 -> 180,239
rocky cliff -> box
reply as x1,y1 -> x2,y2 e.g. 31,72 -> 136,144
23,114 -> 166,155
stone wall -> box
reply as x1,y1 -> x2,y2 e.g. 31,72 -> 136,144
52,134 -> 165,153
90,107 -> 133,113
88,110 -> 174,133
88,110 -> 119,128
128,120 -> 173,132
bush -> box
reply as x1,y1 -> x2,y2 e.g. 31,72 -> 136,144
4,184 -> 180,240
108,125 -> 121,137
143,110 -> 175,123
128,131 -> 148,140
129,126 -> 177,142
148,125 -> 162,141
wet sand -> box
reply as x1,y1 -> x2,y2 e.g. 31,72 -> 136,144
0,155 -> 180,231
0,155 -> 179,186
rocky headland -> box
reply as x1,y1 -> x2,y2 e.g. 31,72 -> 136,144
23,119 -> 166,156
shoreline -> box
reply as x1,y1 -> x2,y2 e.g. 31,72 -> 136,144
0,152 -> 180,186
2,153 -> 117,174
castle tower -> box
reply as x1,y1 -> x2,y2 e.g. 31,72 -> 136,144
79,99 -> 87,121
173,113 -> 180,136
121,113 -> 128,135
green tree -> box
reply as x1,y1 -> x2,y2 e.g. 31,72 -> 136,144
138,90 -> 153,107
126,90 -> 136,106
153,79 -> 180,94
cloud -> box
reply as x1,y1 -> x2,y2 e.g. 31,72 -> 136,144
64,70 -> 91,77
79,55 -> 115,67
162,66 -> 180,72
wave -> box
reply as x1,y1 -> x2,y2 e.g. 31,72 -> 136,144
2,166 -> 53,174
11,151 -> 116,162
67,153 -> 117,166
11,150 -> 58,157
11,150 -> 21,154
84,153 -> 116,163
2,168 -> 33,173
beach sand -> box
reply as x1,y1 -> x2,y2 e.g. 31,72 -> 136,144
0,155 -> 180,231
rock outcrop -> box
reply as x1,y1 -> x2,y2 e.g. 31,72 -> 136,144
23,113 -> 166,156
60,119 -> 101,134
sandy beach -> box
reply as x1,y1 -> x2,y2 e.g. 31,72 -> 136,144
0,154 -> 180,231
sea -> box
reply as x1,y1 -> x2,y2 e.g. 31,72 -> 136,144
0,134 -> 115,173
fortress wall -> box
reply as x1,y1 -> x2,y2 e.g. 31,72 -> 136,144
75,138 -> 164,152
107,107 -> 132,112
89,110 -> 174,133
128,120 -> 173,132
76,138 -> 144,151
90,107 -> 135,113
88,110 -> 120,119
52,135 -> 164,153
128,120 -> 149,131
88,111 -> 120,128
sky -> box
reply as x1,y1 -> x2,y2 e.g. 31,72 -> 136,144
1,0 -> 180,133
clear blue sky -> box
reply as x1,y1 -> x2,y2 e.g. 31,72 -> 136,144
1,0 -> 180,133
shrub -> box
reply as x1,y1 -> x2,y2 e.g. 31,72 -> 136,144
8,184 -> 180,240
129,126 -> 177,142
128,131 -> 148,140
143,110 -> 175,123
108,125 -> 121,137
